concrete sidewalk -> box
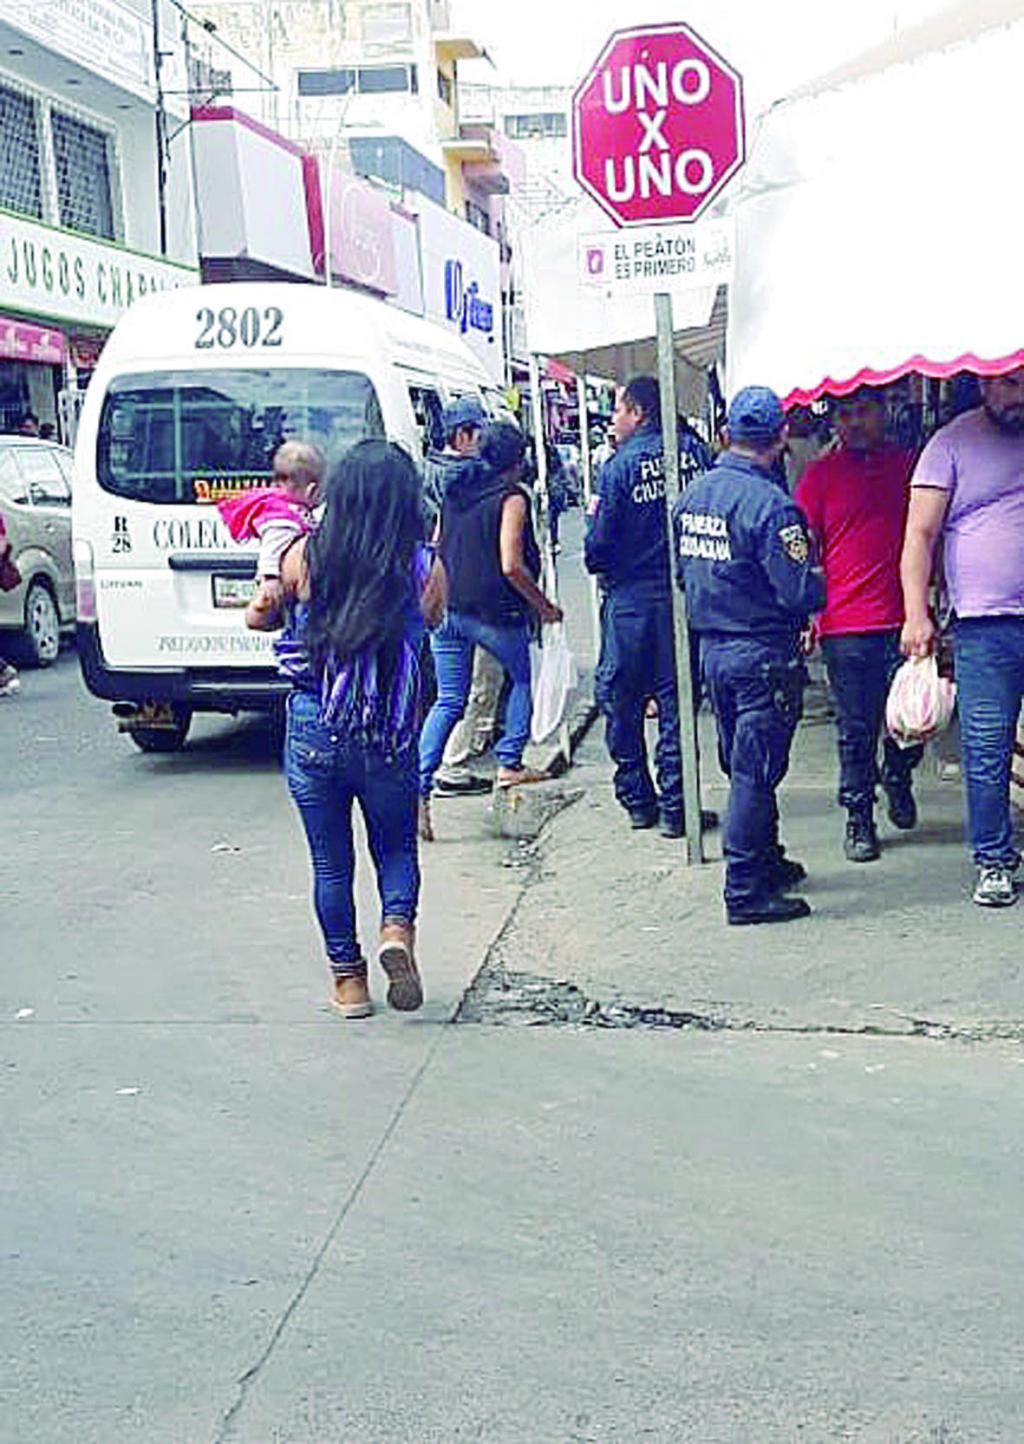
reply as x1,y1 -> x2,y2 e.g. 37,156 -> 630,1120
463,701 -> 1024,1038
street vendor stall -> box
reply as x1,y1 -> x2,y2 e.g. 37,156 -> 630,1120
727,0 -> 1024,815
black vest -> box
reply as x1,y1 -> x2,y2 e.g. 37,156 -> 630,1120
441,479 -> 540,626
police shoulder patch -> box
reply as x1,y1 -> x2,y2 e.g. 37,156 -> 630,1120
778,522 -> 809,564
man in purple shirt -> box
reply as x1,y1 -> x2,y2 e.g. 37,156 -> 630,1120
901,368 -> 1024,907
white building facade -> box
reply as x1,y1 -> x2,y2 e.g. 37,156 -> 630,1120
193,0 -> 472,178
0,0 -> 198,437
190,0 -> 511,383
460,82 -> 575,225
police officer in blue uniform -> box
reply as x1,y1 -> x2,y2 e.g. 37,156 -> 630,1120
585,375 -> 712,836
675,387 -> 826,924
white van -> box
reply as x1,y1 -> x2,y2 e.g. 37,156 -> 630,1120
73,281 -> 499,751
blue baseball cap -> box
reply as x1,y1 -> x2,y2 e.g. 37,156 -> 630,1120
727,386 -> 787,446
442,396 -> 486,437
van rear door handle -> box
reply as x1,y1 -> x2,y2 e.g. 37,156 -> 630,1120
167,552 -> 257,575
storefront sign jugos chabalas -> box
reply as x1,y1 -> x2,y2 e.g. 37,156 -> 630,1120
1,209 -> 197,331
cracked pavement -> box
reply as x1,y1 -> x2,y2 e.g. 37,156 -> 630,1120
459,716 -> 1023,1041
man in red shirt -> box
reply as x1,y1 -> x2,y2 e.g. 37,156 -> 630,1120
795,387 -> 923,862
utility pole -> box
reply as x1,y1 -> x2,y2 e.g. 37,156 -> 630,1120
151,0 -> 169,256
265,0 -> 274,129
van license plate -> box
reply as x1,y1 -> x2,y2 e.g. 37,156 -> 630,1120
213,575 -> 256,608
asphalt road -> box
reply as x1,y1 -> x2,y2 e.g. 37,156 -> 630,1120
4,569 -> 1024,1441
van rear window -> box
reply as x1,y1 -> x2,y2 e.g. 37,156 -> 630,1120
97,369 -> 385,504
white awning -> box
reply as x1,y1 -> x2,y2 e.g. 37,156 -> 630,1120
727,0 -> 1024,405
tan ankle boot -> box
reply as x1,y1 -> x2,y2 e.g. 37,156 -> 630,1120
378,921 -> 423,1012
331,972 -> 373,1019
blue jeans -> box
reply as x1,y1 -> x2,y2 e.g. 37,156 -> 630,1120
285,690 -> 420,976
821,631 -> 923,819
419,611 -> 532,796
954,617 -> 1024,866
703,636 -> 805,906
549,492 -> 565,547
596,586 -> 683,823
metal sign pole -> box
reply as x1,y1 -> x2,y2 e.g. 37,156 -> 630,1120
527,352 -> 557,599
575,361 -> 601,658
529,351 -> 571,769
655,291 -> 704,865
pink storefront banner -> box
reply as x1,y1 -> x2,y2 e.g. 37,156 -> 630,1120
308,167 -> 398,296
0,316 -> 67,365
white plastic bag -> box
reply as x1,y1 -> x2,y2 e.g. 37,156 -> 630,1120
885,655 -> 956,749
530,623 -> 578,743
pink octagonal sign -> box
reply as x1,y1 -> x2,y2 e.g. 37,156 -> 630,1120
572,23 -> 746,228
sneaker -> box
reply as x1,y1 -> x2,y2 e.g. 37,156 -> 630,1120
434,773 -> 492,797
885,784 -> 918,830
331,972 -> 374,1019
844,817 -> 880,863
727,894 -> 811,926
379,922 -> 424,1011
629,808 -> 659,830
0,664 -> 20,698
972,865 -> 1020,909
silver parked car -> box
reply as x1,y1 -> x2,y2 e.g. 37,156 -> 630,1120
0,437 -> 75,666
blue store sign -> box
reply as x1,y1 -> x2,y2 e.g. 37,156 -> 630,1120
444,259 -> 495,337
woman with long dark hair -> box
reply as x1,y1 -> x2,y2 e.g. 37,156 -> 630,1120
247,440 -> 439,1019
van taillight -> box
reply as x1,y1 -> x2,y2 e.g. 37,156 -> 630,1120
74,538 -> 96,621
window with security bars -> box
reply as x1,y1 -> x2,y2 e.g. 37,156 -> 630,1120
298,64 -> 417,97
51,111 -> 117,240
0,82 -> 43,219
504,112 -> 568,140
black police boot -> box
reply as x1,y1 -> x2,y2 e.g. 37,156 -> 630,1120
660,810 -> 719,839
844,815 -> 881,862
766,856 -> 808,893
629,808 -> 659,830
727,894 -> 812,926
884,782 -> 917,831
